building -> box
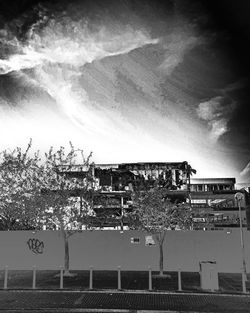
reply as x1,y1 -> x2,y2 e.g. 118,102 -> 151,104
59,161 -> 193,229
190,178 -> 250,229
58,164 -> 250,230
93,161 -> 192,191
190,178 -> 235,192
93,162 -> 192,229
59,161 -> 192,194
45,162 -> 250,230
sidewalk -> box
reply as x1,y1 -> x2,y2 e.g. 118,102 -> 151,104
0,290 -> 250,312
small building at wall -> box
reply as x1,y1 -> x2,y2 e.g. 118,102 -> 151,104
190,178 -> 235,192
190,190 -> 250,229
189,177 -> 250,229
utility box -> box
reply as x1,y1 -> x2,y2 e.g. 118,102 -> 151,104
199,261 -> 219,292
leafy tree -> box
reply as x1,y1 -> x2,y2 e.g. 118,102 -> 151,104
128,187 -> 192,276
0,140 -> 41,230
37,144 -> 95,275
0,141 -> 96,275
186,163 -> 197,205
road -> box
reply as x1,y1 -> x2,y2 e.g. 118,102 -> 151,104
0,290 -> 250,312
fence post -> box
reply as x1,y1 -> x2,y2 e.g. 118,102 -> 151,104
117,266 -> 121,290
4,266 -> 8,289
60,266 -> 64,289
32,266 -> 36,289
148,266 -> 152,291
241,267 -> 247,294
89,266 -> 93,290
178,268 -> 182,291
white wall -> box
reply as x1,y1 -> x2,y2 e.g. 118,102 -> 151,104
0,229 -> 249,272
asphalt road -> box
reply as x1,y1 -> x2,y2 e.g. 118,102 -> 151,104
0,290 -> 250,313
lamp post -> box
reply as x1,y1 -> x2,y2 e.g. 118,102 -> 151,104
234,192 -> 247,293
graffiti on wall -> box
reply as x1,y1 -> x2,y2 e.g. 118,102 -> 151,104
27,238 -> 44,254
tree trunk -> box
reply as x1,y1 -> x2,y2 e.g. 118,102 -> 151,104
62,229 -> 70,275
159,241 -> 164,275
156,232 -> 166,276
52,229 -> 76,278
120,197 -> 124,231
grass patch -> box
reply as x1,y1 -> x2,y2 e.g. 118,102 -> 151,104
181,271 -> 201,291
218,273 -> 250,293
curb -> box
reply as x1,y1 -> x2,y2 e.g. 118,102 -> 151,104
0,289 -> 249,297
0,308 -> 203,313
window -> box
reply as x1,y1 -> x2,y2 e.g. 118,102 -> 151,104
198,184 -> 203,191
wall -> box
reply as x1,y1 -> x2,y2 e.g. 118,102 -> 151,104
0,229 -> 249,272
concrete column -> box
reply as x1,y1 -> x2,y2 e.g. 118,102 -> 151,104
117,266 -> 121,290
178,268 -> 182,291
32,266 -> 36,289
60,266 -> 64,289
89,266 -> 93,290
148,266 -> 152,291
4,266 -> 8,289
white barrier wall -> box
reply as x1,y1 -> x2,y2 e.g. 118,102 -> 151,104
0,229 -> 249,272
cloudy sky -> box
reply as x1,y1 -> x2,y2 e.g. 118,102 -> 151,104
0,0 -> 250,182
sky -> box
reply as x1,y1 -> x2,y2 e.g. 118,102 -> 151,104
0,0 -> 250,182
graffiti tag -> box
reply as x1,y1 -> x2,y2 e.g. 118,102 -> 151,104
27,238 -> 44,254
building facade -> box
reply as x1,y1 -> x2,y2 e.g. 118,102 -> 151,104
190,178 -> 235,192
189,178 -> 250,229
59,161 -> 193,229
57,165 -> 250,230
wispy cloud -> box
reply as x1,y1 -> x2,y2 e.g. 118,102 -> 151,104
159,29 -> 198,75
0,16 -> 158,75
0,12 -> 159,134
197,96 -> 236,142
240,162 -> 250,177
